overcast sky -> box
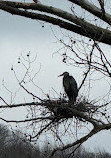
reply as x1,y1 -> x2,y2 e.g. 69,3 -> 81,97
1,0 -> 111,153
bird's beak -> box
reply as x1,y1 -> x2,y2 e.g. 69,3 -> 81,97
58,74 -> 63,77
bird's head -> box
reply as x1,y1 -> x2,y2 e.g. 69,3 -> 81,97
58,72 -> 69,77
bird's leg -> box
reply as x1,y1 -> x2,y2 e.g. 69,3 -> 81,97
68,100 -> 74,108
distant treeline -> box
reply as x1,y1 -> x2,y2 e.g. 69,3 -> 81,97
0,124 -> 111,158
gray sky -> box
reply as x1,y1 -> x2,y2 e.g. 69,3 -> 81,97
1,0 -> 111,154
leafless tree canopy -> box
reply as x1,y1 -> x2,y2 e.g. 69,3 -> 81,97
1,0 -> 111,157
1,0 -> 111,45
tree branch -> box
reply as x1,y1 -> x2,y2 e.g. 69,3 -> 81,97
68,0 -> 111,25
1,1 -> 106,32
1,1 -> 111,45
0,100 -> 103,128
50,122 -> 111,157
98,0 -> 105,16
0,116 -> 56,123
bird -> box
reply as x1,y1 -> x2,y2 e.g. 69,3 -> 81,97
58,72 -> 78,102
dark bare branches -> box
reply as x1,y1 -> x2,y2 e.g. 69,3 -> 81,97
98,0 -> 105,16
68,0 -> 111,25
1,0 -> 111,157
0,1 -> 111,44
0,95 -> 111,157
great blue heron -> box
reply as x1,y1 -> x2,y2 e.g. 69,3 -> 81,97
58,72 -> 78,102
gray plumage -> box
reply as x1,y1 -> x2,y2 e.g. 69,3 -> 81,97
59,72 -> 78,102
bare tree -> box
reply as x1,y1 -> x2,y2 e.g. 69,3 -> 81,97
0,0 -> 111,157
0,0 -> 111,45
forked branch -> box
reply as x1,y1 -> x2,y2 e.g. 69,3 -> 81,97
0,1 -> 111,44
